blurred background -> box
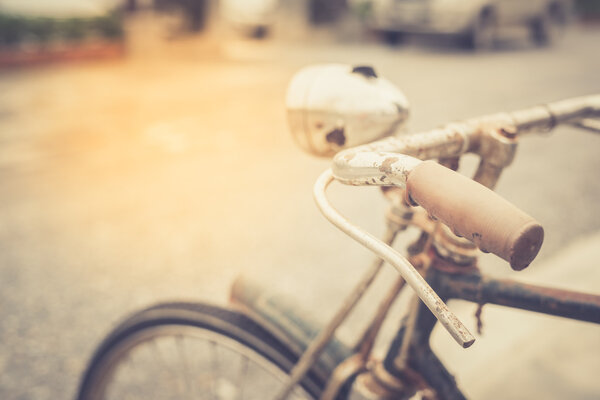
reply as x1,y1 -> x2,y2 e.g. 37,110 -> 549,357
0,0 -> 599,399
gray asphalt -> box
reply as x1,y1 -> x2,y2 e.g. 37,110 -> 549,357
0,15 -> 599,400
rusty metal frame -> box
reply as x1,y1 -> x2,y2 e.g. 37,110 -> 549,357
273,95 -> 600,400
380,265 -> 600,400
432,269 -> 600,324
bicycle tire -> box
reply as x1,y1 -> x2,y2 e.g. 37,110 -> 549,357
77,302 -> 326,400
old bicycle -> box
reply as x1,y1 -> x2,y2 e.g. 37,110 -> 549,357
76,64 -> 600,400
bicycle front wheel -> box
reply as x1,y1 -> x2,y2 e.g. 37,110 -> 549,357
77,302 -> 325,400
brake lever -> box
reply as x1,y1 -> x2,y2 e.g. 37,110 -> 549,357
315,169 -> 476,349
569,118 -> 600,134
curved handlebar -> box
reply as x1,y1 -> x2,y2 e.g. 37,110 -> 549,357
330,95 -> 599,269
315,95 -> 598,346
333,95 -> 600,187
314,169 -> 476,348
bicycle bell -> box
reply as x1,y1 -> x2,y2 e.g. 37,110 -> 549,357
286,64 -> 410,157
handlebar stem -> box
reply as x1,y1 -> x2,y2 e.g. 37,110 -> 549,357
332,95 -> 600,186
510,95 -> 600,133
333,123 -> 475,186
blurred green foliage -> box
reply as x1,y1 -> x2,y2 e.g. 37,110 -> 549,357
28,18 -> 57,45
93,14 -> 125,39
0,11 -> 124,48
62,18 -> 88,41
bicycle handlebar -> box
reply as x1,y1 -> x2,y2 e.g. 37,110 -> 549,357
406,161 -> 543,270
333,95 -> 600,186
331,95 -> 600,269
314,94 -> 598,347
314,169 -> 476,348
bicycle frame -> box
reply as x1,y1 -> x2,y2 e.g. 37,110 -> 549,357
231,245 -> 600,399
231,93 -> 600,399
381,251 -> 600,400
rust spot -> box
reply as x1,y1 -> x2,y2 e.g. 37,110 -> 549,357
379,157 -> 399,174
325,127 -> 346,146
500,126 -> 518,138
351,65 -> 377,78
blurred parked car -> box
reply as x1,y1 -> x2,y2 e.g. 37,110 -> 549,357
355,0 -> 572,49
308,0 -> 347,24
220,0 -> 278,38
152,0 -> 209,31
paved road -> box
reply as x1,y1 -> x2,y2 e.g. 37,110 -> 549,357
0,16 -> 599,400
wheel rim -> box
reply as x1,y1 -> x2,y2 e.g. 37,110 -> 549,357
83,325 -> 312,400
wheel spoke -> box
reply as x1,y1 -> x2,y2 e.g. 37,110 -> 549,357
123,355 -> 143,400
236,355 -> 249,400
176,335 -> 197,397
150,338 -> 186,396
210,340 -> 220,400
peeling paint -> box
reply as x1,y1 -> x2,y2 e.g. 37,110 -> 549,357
380,157 -> 399,174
